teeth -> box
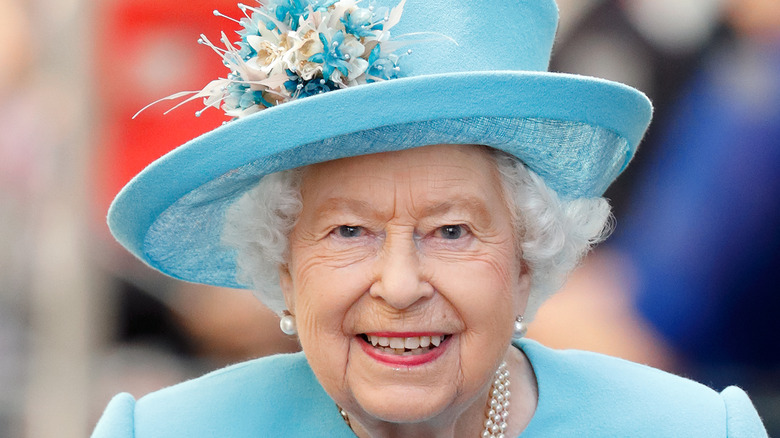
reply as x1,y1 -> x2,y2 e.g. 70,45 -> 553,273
365,335 -> 446,351
404,337 -> 420,349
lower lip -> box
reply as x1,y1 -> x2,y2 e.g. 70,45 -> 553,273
358,336 -> 450,367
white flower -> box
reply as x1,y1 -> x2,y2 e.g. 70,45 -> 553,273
286,27 -> 325,80
340,34 -> 368,82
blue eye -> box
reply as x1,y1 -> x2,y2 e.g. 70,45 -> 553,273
337,225 -> 363,238
439,225 -> 464,240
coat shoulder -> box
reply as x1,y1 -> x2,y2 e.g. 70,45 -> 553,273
91,353 -> 353,438
519,340 -> 767,437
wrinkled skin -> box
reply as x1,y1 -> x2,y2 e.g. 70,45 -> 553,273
279,144 -> 536,438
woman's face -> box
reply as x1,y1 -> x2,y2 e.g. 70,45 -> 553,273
280,144 -> 530,426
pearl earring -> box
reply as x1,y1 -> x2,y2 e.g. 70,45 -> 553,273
279,311 -> 297,335
513,315 -> 527,339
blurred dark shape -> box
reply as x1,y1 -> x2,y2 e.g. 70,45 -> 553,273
551,0 -> 717,215
551,1 -> 780,433
113,277 -> 195,357
109,274 -> 300,367
617,39 -> 780,371
613,36 -> 780,432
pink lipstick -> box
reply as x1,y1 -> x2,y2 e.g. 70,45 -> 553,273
358,333 -> 451,367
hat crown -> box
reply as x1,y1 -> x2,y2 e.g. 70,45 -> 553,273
391,0 -> 559,76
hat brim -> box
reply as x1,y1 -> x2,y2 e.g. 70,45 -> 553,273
109,70 -> 651,287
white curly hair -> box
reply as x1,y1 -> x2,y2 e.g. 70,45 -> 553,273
222,147 -> 613,318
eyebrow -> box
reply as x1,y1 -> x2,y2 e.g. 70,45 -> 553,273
314,196 -> 492,220
313,198 -> 379,219
418,197 -> 492,223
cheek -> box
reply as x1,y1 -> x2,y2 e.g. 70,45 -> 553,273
290,256 -> 367,333
438,247 -> 518,290
287,254 -> 374,385
429,253 -> 520,328
427,254 -> 520,397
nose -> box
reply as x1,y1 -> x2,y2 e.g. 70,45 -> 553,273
369,233 -> 434,309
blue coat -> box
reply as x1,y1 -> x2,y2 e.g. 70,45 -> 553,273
92,339 -> 767,437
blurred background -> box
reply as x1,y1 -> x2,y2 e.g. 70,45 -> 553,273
0,0 -> 777,436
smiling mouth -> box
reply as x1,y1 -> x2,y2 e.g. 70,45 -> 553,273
359,334 -> 450,356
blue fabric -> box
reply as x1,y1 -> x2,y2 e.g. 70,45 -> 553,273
520,341 -> 767,437
93,353 -> 354,438
92,392 -> 135,437
107,0 -> 652,290
392,0 -> 557,75
92,340 -> 767,437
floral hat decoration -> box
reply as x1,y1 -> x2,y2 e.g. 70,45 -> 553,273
110,0 -> 652,289
139,0 -> 417,119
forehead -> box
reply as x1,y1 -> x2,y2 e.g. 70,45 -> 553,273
299,144 -> 506,212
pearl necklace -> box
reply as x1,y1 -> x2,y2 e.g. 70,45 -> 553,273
337,361 -> 510,438
482,361 -> 511,438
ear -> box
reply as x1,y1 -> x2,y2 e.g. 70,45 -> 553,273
278,263 -> 296,311
514,269 -> 531,316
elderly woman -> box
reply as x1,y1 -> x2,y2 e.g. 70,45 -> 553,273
93,0 -> 768,436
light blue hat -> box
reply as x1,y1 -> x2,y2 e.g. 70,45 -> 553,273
109,0 -> 652,288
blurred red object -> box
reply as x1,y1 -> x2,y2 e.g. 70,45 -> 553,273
93,0 -> 240,232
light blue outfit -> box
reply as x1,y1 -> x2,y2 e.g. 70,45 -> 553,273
92,339 -> 767,437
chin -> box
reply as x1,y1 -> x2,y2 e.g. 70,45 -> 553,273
352,385 -> 459,424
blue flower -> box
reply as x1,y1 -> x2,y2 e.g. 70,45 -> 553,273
237,14 -> 259,39
226,78 -> 275,110
284,70 -> 338,98
272,0 -> 307,29
341,7 -> 383,38
367,44 -> 401,81
271,0 -> 337,30
308,30 -> 351,79
300,78 -> 337,98
284,69 -> 304,92
236,16 -> 261,59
